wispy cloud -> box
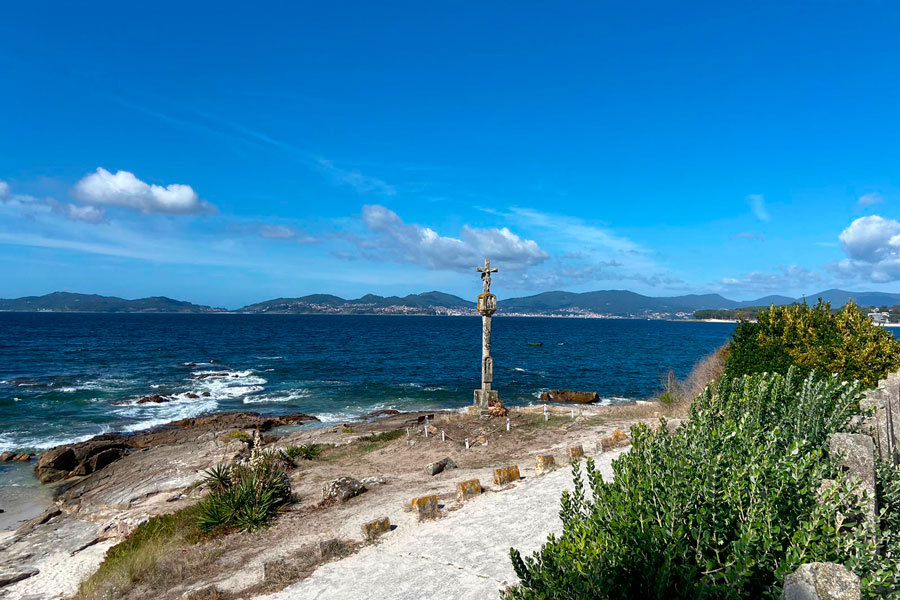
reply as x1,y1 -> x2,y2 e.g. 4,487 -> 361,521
258,224 -> 317,244
747,194 -> 770,222
109,95 -> 398,198
732,232 -> 765,241
716,265 -> 823,295
0,179 -> 106,224
858,192 -> 883,207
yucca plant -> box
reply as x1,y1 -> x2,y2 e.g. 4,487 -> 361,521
196,460 -> 291,533
201,463 -> 232,492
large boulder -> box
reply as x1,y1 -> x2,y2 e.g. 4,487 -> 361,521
539,390 -> 599,404
424,457 -> 457,476
783,562 -> 859,600
321,477 -> 366,504
34,436 -> 130,483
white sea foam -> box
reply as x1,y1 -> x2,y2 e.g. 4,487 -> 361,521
513,368 -> 527,372
243,389 -> 310,404
256,356 -> 283,360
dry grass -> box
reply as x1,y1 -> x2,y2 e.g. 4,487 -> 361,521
248,538 -> 358,594
74,506 -> 216,600
656,344 -> 728,416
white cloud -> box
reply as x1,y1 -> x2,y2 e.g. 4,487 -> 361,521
258,224 -> 316,244
747,194 -> 770,222
832,215 -> 900,282
0,181 -> 9,199
358,205 -> 548,270
858,193 -> 883,207
74,168 -> 215,215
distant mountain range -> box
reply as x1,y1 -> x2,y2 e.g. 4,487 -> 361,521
0,289 -> 898,317
0,292 -> 225,313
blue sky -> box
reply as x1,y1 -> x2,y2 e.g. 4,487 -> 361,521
3,1 -> 900,308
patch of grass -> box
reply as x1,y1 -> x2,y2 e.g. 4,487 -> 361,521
519,413 -> 571,431
341,426 -> 356,434
282,443 -> 323,461
225,430 -> 252,443
75,506 -> 202,599
322,429 -> 405,461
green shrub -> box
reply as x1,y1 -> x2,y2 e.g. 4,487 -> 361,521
197,460 -> 291,533
506,370 -> 876,599
725,300 -> 900,387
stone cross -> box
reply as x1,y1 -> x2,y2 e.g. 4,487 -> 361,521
477,258 -> 498,295
474,258 -> 499,411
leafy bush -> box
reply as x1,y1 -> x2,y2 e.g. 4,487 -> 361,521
725,300 -> 900,387
506,370 -> 877,599
197,461 -> 291,533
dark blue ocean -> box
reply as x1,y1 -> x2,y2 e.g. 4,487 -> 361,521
0,313 -> 736,454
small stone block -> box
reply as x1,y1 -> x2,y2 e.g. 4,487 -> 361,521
535,454 -> 557,475
493,465 -> 520,485
568,445 -> 584,462
410,494 -> 439,520
600,429 -> 630,451
456,479 -> 482,502
361,516 -> 391,540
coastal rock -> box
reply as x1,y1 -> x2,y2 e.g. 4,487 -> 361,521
361,409 -> 400,419
0,567 -> 39,587
360,476 -> 386,486
539,390 -> 599,404
185,392 -> 200,399
322,477 -> 366,504
424,457 -> 457,476
34,437 -> 130,483
0,451 -> 34,462
782,562 -> 860,600
488,398 -> 509,417
137,394 -> 172,404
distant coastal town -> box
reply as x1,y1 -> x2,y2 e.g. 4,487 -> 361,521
2,290 -> 900,322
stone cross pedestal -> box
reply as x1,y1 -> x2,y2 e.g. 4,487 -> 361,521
474,258 -> 499,411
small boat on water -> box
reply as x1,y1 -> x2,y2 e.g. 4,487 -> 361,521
527,342 -> 543,346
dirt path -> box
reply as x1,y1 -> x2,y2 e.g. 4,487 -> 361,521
254,448 -> 626,600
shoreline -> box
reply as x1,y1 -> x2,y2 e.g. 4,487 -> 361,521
0,402 -> 658,598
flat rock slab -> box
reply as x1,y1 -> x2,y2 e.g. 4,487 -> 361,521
252,449 -> 625,600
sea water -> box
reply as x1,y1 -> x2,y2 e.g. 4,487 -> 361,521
0,313 -> 736,454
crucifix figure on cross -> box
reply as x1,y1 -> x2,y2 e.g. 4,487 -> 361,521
476,258 -> 498,295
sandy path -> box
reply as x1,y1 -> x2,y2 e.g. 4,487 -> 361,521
255,448 -> 625,600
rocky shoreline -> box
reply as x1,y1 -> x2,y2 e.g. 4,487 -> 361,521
0,403 -> 654,599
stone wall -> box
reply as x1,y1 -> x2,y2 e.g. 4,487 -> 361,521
783,369 -> 900,599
